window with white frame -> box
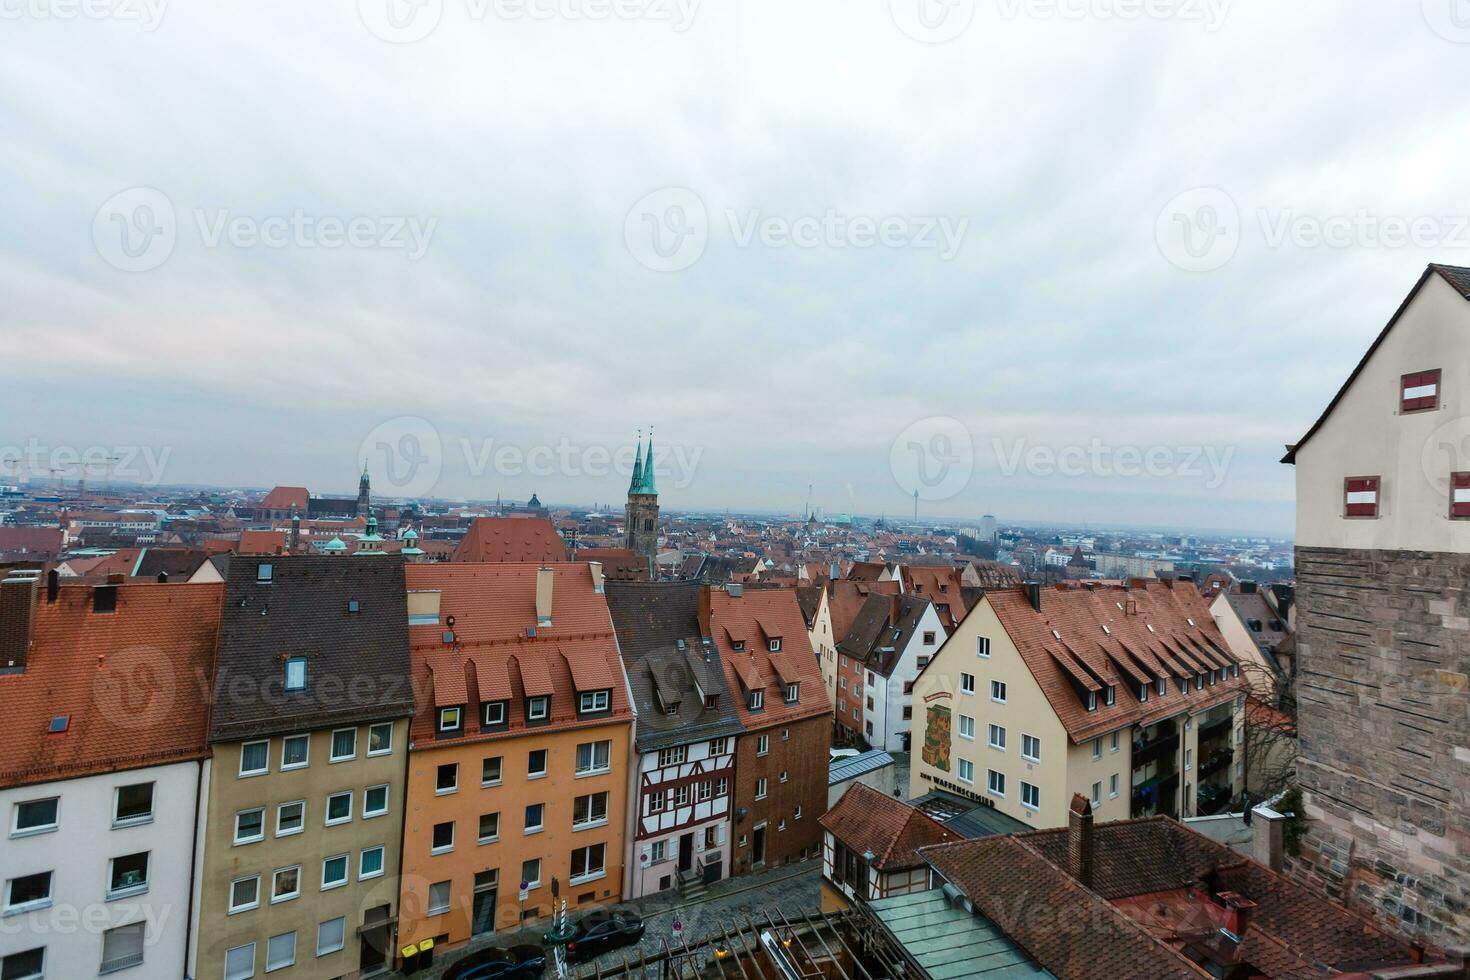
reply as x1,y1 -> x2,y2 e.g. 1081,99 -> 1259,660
578,690 -> 610,713
657,745 -> 687,768
573,792 -> 608,828
11,798 -> 58,836
270,865 -> 300,904
1,950 -> 44,980
316,917 -> 346,957
709,737 -> 729,755
235,808 -> 265,845
749,690 -> 764,710
988,724 -> 1006,750
977,636 -> 991,657
427,881 -> 451,916
224,943 -> 255,980
113,782 -> 153,827
325,791 -> 352,825
329,728 -> 357,761
436,763 -> 459,794
478,812 -> 500,843
571,843 -> 606,882
1110,732 -> 1119,752
321,854 -> 349,890
784,682 -> 800,704
1091,781 -> 1102,807
437,707 -> 462,733
367,722 -> 394,755
1110,773 -> 1119,799
482,701 -> 508,726
359,846 -> 384,880
649,790 -> 665,813
527,696 -> 549,720
1021,781 -> 1040,810
4,871 -> 51,914
527,749 -> 548,778
1021,733 -> 1040,762
756,734 -> 769,756
228,875 -> 260,914
987,770 -> 1006,796
1091,737 -> 1102,760
482,756 -> 503,785
958,759 -> 974,784
960,672 -> 976,694
521,859 -> 541,889
991,680 -> 1007,703
266,929 -> 296,972
103,928 -> 146,980
276,800 -> 305,836
363,785 -> 388,819
754,777 -> 768,799
280,735 -> 309,770
240,740 -> 269,777
431,821 -> 455,854
958,714 -> 975,740
525,803 -> 544,833
284,657 -> 307,692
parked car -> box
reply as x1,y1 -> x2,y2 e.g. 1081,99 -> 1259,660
564,910 -> 646,963
443,944 -> 547,980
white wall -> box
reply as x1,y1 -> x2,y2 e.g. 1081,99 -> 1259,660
878,605 -> 947,753
0,760 -> 201,980
629,739 -> 734,897
1295,271 -> 1470,553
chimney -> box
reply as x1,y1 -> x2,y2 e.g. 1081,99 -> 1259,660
535,566 -> 554,626
1241,580 -> 1257,594
1251,805 -> 1285,872
0,573 -> 40,673
1216,891 -> 1257,938
699,585 -> 714,635
290,510 -> 302,552
1068,793 -> 1094,889
588,561 -> 604,594
46,569 -> 59,604
1024,581 -> 1043,612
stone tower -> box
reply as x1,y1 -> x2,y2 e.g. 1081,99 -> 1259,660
625,430 -> 660,566
356,461 -> 371,519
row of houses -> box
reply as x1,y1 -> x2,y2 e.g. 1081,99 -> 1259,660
0,556 -> 829,980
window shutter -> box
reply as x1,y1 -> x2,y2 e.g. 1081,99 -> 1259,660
1401,369 -> 1441,412
1345,476 -> 1380,518
1453,473 -> 1470,519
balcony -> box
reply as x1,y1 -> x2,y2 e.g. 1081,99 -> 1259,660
1198,716 -> 1232,743
1131,772 -> 1179,819
1200,747 -> 1233,779
1131,732 -> 1179,769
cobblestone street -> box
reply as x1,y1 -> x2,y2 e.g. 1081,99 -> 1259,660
405,860 -> 822,979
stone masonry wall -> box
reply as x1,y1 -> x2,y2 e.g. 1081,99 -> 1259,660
1292,546 -> 1470,950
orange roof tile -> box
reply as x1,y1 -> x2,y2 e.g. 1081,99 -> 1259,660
704,586 -> 829,730
452,517 -> 568,563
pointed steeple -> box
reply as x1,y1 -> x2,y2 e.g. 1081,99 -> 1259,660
628,430 -> 644,494
639,427 -> 657,495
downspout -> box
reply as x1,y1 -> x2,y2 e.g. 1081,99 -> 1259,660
183,757 -> 203,979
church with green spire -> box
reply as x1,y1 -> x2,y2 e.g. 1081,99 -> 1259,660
625,429 -> 660,564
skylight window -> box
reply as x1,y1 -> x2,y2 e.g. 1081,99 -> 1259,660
48,715 -> 69,734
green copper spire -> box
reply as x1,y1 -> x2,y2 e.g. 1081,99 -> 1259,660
628,430 -> 644,493
639,428 -> 657,495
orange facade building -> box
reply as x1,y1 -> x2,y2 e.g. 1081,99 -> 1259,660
397,562 -> 633,950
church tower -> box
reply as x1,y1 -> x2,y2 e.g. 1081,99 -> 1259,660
356,461 -> 371,519
625,430 -> 660,565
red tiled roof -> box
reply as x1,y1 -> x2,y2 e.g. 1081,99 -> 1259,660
260,486 -> 309,511
237,529 -> 289,555
0,580 -> 223,787
819,783 -> 956,871
704,586 -> 829,730
0,527 -> 64,555
452,517 -> 568,563
986,582 -> 1245,743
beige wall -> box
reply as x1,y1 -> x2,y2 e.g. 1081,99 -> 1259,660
1209,592 -> 1279,701
810,591 -> 838,711
196,719 -> 409,980
1295,272 -> 1470,553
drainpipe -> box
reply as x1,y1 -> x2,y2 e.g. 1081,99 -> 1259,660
183,757 -> 203,979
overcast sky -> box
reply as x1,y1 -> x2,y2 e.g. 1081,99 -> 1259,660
3,0 -> 1467,535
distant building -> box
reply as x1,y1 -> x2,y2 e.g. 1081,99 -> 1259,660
625,432 -> 660,563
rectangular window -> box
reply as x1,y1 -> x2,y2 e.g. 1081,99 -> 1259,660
1401,368 -> 1442,413
649,790 -> 665,813
224,943 -> 255,980
427,881 -> 451,916
364,785 -> 388,818
1453,472 -> 1470,519
525,803 -> 545,833
960,672 -> 976,694
367,722 -> 394,755
991,680 -> 1007,703
483,701 -> 507,726
571,843 -> 606,882
522,859 -> 542,889
325,791 -> 352,825
438,707 -> 462,732
527,696 -> 549,720
4,871 -> 51,914
482,756 -> 503,786
256,562 -> 272,583
11,798 -> 58,836
280,735 -> 309,770
1110,773 -> 1120,799
359,846 -> 385,880
923,631 -> 936,645
958,714 -> 975,740
976,636 -> 991,657
431,821 -> 455,854
1092,737 -> 1102,760
784,682 -> 800,704
769,637 -> 781,652
708,737 -> 729,755
271,866 -> 300,903
528,749 -> 548,778
1185,748 -> 1193,771
436,763 -> 458,794
113,782 -> 154,826
987,770 -> 1005,796
229,875 -> 260,914
716,777 -> 728,796
240,741 -> 269,777
1091,781 -> 1102,806
1021,733 -> 1040,762
756,734 -> 769,756
316,917 -> 346,957
276,800 -> 305,836
657,745 -> 687,767
573,792 -> 609,828
235,808 -> 265,845
988,724 -> 1006,750
754,777 -> 768,800
1021,781 -> 1040,810
1105,685 -> 1115,706
958,759 -> 974,784
284,657 -> 306,692
478,812 -> 500,843
577,690 -> 610,713
329,728 -> 357,761
1110,732 -> 1119,752
1087,690 -> 1098,712
321,854 -> 349,890
1345,476 -> 1381,519
749,690 -> 764,710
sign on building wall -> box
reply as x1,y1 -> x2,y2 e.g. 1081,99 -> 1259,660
922,703 -> 951,772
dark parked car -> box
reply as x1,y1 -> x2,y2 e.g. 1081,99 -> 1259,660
443,944 -> 547,980
565,910 -> 646,963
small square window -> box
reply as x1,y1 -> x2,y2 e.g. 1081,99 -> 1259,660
229,875 -> 260,914
527,696 -> 549,721
1345,476 -> 1381,519
748,690 -> 764,710
987,769 -> 1006,796
431,821 -> 455,854
281,734 -> 309,769
483,701 -> 507,726
769,638 -> 781,652
1021,781 -> 1040,810
239,740 -> 269,777
482,756 -> 504,786
438,707 -> 462,733
525,803 -> 545,833
276,801 -> 305,836
1401,369 -> 1442,413
266,930 -> 296,972
271,866 -> 301,903
991,680 -> 1007,703
256,563 -> 273,583
325,792 -> 352,826
976,636 -> 990,657
521,859 -> 542,889
317,917 -> 346,957
478,812 -> 500,843
329,728 -> 357,761
224,943 -> 255,980
367,722 -> 394,755
364,785 -> 388,818
235,808 -> 265,845
107,852 -> 149,898
4,871 -> 52,914
321,854 -> 349,890
359,845 -> 385,880
113,782 -> 154,826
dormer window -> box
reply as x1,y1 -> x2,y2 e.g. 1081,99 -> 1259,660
1180,679 -> 1189,696
284,657 -> 306,692
577,690 -> 610,714
438,707 -> 462,733
1195,674 -> 1205,690
784,683 -> 800,704
1138,683 -> 1149,703
1086,691 -> 1097,712
732,640 -> 745,652
1345,477 -> 1380,519
748,690 -> 764,711
1401,369 -> 1441,413
1104,685 -> 1115,706
527,696 -> 549,721
482,701 -> 507,726
1157,677 -> 1168,697
768,638 -> 781,652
